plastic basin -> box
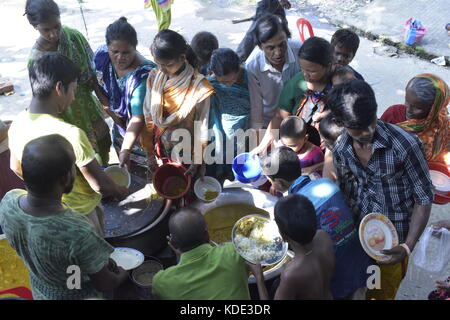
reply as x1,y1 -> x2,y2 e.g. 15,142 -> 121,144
232,153 -> 262,183
153,163 -> 191,199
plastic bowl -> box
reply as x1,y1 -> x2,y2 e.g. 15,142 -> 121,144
232,153 -> 262,184
153,163 -> 191,199
428,161 -> 450,205
104,165 -> 131,188
194,176 -> 222,202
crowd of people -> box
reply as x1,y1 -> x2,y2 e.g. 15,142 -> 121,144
0,0 -> 449,300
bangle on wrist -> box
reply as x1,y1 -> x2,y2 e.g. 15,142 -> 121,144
120,149 -> 130,154
400,243 -> 411,256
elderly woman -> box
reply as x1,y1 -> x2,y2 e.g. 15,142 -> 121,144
94,17 -> 156,168
381,74 -> 450,164
25,0 -> 111,166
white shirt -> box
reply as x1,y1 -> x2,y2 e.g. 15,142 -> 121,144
245,40 -> 302,130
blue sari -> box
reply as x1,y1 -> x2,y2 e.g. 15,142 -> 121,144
94,45 -> 156,165
206,68 -> 251,182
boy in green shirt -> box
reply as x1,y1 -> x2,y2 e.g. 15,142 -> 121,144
0,134 -> 128,299
152,208 -> 268,300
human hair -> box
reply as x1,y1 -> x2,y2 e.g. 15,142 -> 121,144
332,66 -> 355,83
298,36 -> 333,66
274,194 -> 317,245
254,13 -> 291,46
106,17 -> 138,48
319,113 -> 344,143
280,116 -> 307,140
326,79 -> 378,129
406,76 -> 436,107
22,134 -> 75,194
262,146 -> 302,181
191,31 -> 219,65
168,207 -> 208,251
29,52 -> 81,99
210,48 -> 240,76
25,0 -> 60,26
331,29 -> 360,56
151,29 -> 198,69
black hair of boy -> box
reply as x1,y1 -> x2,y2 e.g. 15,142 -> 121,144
319,113 -> 344,143
326,79 -> 377,129
191,31 -> 219,65
169,207 -> 208,252
331,29 -> 360,56
280,116 -> 307,140
254,13 -> 291,46
29,52 -> 81,99
274,194 -> 317,245
210,48 -> 240,76
22,134 -> 75,195
262,146 -> 302,181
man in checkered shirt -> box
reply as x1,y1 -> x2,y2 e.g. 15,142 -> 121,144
326,80 -> 433,300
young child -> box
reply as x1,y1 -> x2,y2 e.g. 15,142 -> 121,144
279,116 -> 324,177
262,147 -> 371,300
191,31 -> 219,75
319,113 -> 345,181
272,194 -> 335,300
330,29 -> 364,80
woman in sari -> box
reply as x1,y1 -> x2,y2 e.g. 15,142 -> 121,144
94,17 -> 156,168
206,48 -> 251,183
381,74 -> 450,164
143,30 -> 214,179
25,0 -> 111,166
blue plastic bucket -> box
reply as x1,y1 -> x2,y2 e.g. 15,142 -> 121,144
232,153 -> 262,183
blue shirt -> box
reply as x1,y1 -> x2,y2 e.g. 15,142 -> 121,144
289,176 -> 372,299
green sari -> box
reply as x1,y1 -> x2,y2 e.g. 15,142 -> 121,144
29,26 -> 111,166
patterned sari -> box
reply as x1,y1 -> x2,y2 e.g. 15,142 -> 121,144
397,74 -> 450,163
143,63 -> 214,163
29,26 -> 111,166
94,45 -> 155,166
206,68 -> 251,181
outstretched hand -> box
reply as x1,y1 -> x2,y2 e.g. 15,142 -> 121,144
246,261 -> 264,279
379,245 -> 407,265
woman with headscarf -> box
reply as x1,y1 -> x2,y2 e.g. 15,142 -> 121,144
381,74 -> 450,164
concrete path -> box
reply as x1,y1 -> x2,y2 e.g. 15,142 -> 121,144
299,0 -> 450,58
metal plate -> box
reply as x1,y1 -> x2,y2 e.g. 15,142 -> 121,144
103,168 -> 165,239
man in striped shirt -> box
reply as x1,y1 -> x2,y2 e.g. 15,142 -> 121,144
326,80 -> 433,300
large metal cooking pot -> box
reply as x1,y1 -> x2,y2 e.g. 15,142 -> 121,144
103,167 -> 172,257
190,187 -> 293,283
